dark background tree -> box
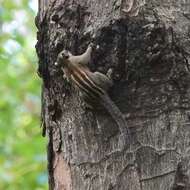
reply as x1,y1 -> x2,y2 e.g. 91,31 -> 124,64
36,0 -> 190,189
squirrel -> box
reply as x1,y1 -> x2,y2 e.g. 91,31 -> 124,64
56,44 -> 131,148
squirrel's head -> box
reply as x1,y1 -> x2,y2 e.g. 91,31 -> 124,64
55,50 -> 71,67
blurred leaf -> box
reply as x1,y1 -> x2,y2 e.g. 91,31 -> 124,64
0,0 -> 47,189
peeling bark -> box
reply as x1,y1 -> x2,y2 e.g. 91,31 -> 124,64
36,0 -> 190,189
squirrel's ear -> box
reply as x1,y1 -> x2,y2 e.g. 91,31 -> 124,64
67,51 -> 72,57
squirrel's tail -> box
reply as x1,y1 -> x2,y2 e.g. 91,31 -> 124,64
99,93 -> 131,146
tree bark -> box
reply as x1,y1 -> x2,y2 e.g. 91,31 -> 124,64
35,0 -> 190,189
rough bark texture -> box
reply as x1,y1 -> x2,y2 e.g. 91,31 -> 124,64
35,0 -> 190,189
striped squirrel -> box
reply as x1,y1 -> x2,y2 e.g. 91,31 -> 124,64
56,44 -> 131,147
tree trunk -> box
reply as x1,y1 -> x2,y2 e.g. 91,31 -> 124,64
35,0 -> 190,189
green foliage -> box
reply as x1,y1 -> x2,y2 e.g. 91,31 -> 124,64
0,0 -> 48,189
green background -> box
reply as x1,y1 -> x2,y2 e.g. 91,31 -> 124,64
0,0 -> 48,189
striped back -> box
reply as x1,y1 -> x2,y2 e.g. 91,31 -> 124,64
70,66 -> 105,100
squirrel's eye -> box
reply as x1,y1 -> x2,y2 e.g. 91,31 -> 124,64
64,54 -> 69,59
62,52 -> 69,59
